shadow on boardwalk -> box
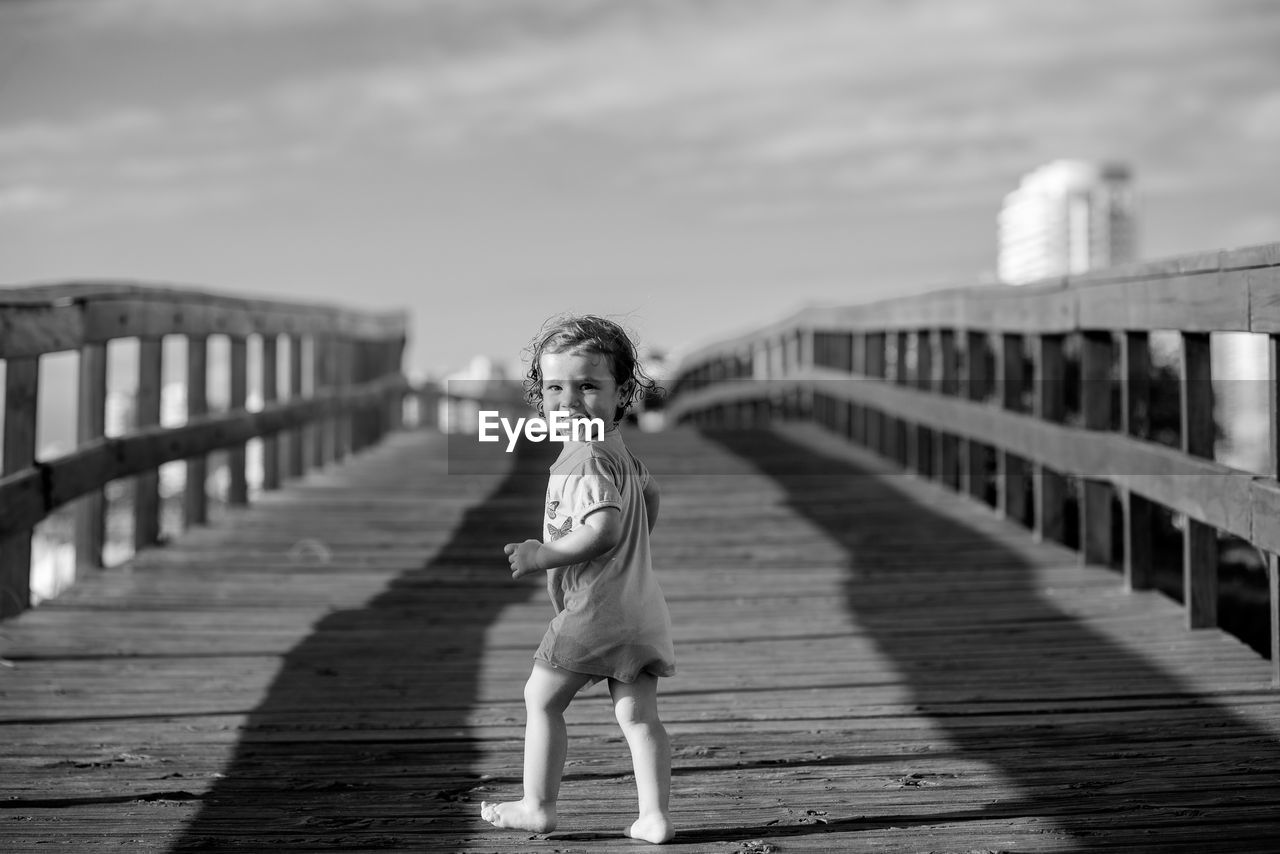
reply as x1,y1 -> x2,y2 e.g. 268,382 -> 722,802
700,429 -> 1279,851
161,427 -> 1279,851
170,439 -> 558,851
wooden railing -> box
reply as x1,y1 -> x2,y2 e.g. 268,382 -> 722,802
669,243 -> 1280,684
0,283 -> 410,618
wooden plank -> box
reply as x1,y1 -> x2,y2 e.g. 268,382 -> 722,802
3,427 -> 1280,853
1271,552 -> 1280,688
1,354 -> 38,616
132,337 -> 163,550
336,337 -> 354,460
1182,332 -> 1217,629
3,284 -> 408,359
0,378 -> 408,541
1034,335 -> 1067,545
260,334 -> 280,492
675,247 -> 1278,373
686,373 -> 1262,542
1121,332 -> 1152,590
0,467 -> 43,535
1075,255 -> 1250,332
184,336 -> 209,527
1269,331 -> 1280,687
313,335 -> 333,469
227,336 -> 248,506
963,331 -> 989,503
0,302 -> 86,358
1080,331 -> 1115,568
79,293 -> 406,342
999,334 -> 1028,524
891,331 -> 909,467
83,297 -> 319,340
74,343 -> 107,574
935,330 -> 960,490
864,333 -> 885,457
286,334 -> 306,480
1241,243 -> 1280,333
914,330 -> 934,478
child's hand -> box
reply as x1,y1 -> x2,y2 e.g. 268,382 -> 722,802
504,539 -> 543,578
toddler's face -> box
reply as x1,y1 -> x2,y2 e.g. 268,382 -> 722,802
539,349 -> 629,428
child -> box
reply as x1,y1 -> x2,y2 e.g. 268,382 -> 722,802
481,315 -> 676,845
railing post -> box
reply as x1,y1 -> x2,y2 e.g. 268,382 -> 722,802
320,335 -> 340,468
796,327 -> 813,421
1121,331 -> 1154,590
288,334 -> 306,480
336,336 -> 353,460
133,337 -> 163,550
388,335 -> 407,433
312,334 -> 330,469
261,334 -> 280,492
185,335 -> 209,527
865,333 -> 885,456
372,338 -> 387,443
893,331 -> 911,469
937,330 -> 960,490
1,356 -> 39,617
1269,332 -> 1279,686
227,336 -> 249,506
352,340 -> 369,451
915,330 -> 934,478
74,343 -> 107,574
1181,331 -> 1216,628
1080,331 -> 1115,567
963,331 -> 989,503
851,333 -> 866,446
999,333 -> 1029,525
1034,335 -> 1067,543
365,340 -> 382,447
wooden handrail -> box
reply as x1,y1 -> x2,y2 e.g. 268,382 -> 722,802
0,282 -> 410,618
669,241 -> 1280,685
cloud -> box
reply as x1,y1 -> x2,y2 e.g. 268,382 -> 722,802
0,108 -> 164,156
0,122 -> 78,157
1241,90 -> 1280,141
64,0 -> 426,32
5,0 -> 1279,229
0,184 -> 68,216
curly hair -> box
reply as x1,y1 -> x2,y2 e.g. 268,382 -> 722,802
523,314 -> 661,423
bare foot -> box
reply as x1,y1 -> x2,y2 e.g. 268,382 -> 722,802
626,813 -> 675,844
480,799 -> 556,833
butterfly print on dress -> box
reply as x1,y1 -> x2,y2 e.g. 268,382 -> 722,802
546,518 -> 572,541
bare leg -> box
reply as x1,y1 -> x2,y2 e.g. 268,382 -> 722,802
481,661 -> 591,833
610,673 -> 674,844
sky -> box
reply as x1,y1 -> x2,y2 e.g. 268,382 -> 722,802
3,0 -> 1280,381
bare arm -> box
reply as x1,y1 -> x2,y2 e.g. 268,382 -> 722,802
505,507 -> 621,579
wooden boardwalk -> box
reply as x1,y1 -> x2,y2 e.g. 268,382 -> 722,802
2,426 -> 1279,853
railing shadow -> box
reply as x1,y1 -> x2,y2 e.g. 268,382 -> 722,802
702,428 -> 1279,851
169,437 -> 558,851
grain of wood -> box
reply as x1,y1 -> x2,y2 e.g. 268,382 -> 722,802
1,426 -> 1278,853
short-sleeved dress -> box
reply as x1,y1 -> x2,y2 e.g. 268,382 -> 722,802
534,429 -> 676,683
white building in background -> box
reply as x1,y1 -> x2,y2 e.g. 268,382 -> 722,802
997,159 -> 1137,285
997,159 -> 1267,472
